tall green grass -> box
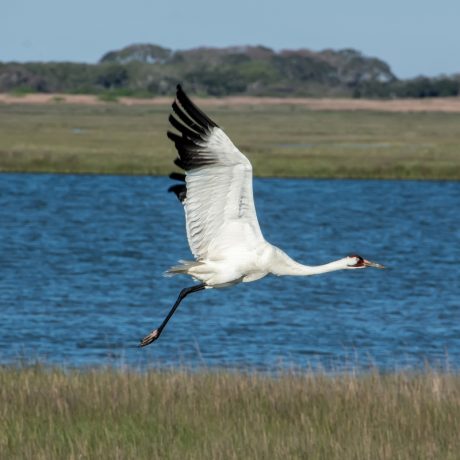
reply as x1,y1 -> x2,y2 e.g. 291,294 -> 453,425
0,103 -> 459,179
1,366 -> 459,459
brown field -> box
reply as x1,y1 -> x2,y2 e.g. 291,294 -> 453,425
2,92 -> 460,112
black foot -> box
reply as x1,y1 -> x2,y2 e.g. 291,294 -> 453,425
139,328 -> 161,347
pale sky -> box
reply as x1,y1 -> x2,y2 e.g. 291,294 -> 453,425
3,0 -> 459,78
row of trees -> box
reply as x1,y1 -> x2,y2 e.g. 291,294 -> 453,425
354,78 -> 460,98
0,44 -> 458,98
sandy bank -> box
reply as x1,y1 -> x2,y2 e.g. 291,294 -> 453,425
1,93 -> 460,112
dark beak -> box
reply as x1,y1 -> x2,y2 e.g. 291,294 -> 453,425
363,259 -> 385,269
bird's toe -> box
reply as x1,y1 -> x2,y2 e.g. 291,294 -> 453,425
139,329 -> 160,347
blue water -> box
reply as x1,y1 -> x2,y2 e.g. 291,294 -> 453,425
1,173 -> 459,371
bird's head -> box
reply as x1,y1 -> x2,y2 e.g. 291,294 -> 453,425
345,254 -> 385,270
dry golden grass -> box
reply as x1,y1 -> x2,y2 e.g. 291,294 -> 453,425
1,366 -> 459,459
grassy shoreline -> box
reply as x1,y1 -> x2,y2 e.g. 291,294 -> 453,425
1,366 -> 459,459
1,103 -> 459,179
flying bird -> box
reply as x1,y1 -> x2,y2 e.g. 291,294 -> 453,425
140,85 -> 384,347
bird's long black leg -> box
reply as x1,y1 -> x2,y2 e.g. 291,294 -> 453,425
139,283 -> 206,347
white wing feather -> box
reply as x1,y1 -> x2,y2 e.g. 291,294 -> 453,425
167,86 -> 265,262
185,129 -> 264,259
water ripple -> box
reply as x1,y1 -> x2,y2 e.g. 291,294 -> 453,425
0,174 -> 459,371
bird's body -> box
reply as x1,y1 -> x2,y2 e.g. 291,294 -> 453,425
140,85 -> 384,347
168,243 -> 360,287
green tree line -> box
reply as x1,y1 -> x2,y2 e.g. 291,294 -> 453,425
1,44 -> 458,98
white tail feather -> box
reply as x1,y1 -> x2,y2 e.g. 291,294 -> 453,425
165,260 -> 204,277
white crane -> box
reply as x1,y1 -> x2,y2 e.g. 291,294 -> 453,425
140,85 -> 384,347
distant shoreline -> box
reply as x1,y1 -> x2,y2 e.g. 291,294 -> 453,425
2,92 -> 460,112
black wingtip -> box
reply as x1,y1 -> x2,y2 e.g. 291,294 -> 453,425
168,170 -> 187,202
167,84 -> 220,172
176,84 -> 185,96
171,101 -> 207,135
174,157 -> 186,170
175,85 -> 219,129
168,184 -> 187,203
169,172 -> 186,182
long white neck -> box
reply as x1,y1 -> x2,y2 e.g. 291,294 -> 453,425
270,247 -> 349,277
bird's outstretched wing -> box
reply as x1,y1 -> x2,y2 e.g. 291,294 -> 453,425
167,85 -> 265,260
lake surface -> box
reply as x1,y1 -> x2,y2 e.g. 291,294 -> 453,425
1,174 -> 459,371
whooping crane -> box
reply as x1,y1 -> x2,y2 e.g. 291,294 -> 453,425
140,85 -> 384,347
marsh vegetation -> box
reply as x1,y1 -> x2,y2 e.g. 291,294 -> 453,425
0,103 -> 459,179
1,366 -> 459,459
